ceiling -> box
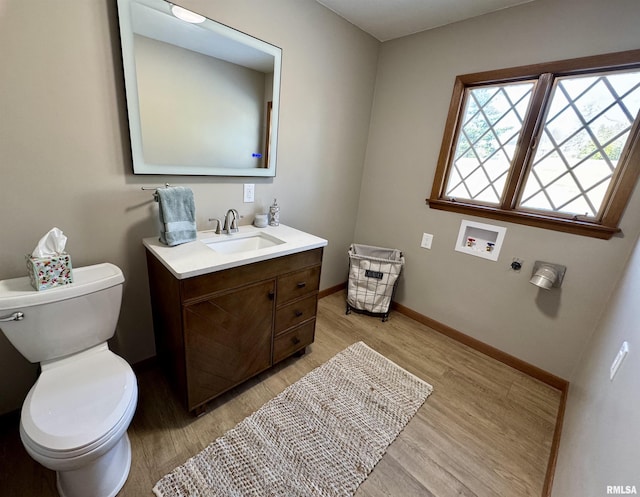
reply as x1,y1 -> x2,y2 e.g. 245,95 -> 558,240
315,0 -> 536,42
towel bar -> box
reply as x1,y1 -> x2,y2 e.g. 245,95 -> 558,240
141,183 -> 173,202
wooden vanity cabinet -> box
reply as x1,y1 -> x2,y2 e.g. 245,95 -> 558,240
145,247 -> 323,413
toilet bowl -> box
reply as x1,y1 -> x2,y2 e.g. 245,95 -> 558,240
0,263 -> 138,497
20,343 -> 138,497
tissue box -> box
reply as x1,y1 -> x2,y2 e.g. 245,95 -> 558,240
26,254 -> 74,291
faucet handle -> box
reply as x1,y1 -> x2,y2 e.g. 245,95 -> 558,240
208,218 -> 222,234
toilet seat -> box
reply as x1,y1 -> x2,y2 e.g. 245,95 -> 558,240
20,344 -> 137,459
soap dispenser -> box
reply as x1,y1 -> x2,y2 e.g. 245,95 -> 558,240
269,198 -> 280,226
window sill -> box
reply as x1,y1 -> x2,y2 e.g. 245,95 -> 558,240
426,198 -> 620,240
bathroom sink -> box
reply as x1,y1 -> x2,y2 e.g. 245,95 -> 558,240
144,224 -> 328,279
201,232 -> 286,254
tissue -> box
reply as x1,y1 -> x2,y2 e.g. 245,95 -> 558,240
26,227 -> 74,291
31,227 -> 68,258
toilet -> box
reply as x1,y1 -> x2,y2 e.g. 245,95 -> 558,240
0,263 -> 138,497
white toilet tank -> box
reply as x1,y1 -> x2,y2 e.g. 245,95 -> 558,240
0,263 -> 124,363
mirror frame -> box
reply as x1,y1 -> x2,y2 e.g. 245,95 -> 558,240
117,0 -> 281,176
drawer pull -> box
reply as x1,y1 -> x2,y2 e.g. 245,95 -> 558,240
295,310 -> 303,317
296,282 -> 306,288
268,290 -> 275,300
292,336 -> 301,345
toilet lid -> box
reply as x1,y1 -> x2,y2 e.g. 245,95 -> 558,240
21,348 -> 137,452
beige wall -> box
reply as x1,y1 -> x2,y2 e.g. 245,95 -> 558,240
0,0 -> 379,414
356,0 -> 640,379
552,233 -> 640,495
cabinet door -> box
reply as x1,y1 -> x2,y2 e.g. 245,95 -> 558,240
184,279 -> 274,410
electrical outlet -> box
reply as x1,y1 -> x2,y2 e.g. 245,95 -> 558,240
610,341 -> 629,381
243,183 -> 255,203
420,233 -> 433,249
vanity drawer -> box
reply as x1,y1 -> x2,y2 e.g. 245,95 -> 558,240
275,294 -> 318,334
277,266 -> 320,305
273,321 -> 315,364
182,249 -> 322,303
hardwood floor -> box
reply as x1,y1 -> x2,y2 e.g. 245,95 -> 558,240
0,291 -> 561,496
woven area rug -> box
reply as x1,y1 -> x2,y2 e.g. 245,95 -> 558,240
153,341 -> 433,497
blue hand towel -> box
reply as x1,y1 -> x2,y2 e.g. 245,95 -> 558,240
157,187 -> 197,246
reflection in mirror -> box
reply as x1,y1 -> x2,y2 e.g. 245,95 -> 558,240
117,0 -> 281,176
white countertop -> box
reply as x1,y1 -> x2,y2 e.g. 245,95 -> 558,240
143,224 -> 328,279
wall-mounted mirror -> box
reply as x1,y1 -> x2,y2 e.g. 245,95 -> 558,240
117,0 -> 281,176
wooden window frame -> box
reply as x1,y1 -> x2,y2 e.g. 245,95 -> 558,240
428,49 -> 640,240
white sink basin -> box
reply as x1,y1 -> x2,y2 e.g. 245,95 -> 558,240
144,224 -> 328,279
202,232 -> 286,254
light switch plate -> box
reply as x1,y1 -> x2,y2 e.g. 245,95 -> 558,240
421,233 -> 433,249
243,183 -> 255,203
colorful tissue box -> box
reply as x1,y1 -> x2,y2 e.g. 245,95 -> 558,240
26,254 -> 74,291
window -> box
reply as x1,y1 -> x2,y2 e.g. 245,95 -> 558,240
428,50 -> 640,239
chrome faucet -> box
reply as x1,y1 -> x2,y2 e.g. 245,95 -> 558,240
223,209 -> 239,233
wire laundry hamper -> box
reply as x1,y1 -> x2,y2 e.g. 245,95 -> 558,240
346,244 -> 404,321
